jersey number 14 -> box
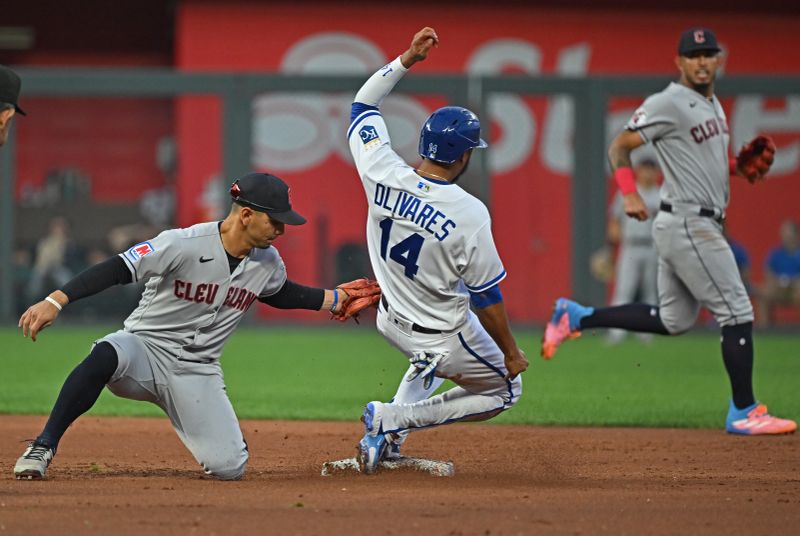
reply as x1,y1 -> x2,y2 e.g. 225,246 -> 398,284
379,217 -> 423,280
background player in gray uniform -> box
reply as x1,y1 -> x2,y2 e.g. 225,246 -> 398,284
348,27 -> 529,473
541,27 -> 796,435
0,65 -> 25,147
606,159 -> 661,344
14,172 -> 380,480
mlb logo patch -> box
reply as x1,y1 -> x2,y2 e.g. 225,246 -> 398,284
359,125 -> 380,147
630,108 -> 648,127
126,241 -> 155,262
417,181 -> 430,193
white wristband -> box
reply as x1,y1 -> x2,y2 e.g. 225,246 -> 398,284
45,296 -> 63,311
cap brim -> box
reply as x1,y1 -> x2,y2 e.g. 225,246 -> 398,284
268,209 -> 306,226
680,46 -> 721,55
476,138 -> 488,149
14,104 -> 26,116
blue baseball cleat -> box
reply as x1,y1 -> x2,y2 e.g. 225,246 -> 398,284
541,298 -> 594,360
357,401 -> 387,474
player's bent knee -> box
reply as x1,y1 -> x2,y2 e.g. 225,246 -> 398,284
204,454 -> 248,481
659,312 -> 697,335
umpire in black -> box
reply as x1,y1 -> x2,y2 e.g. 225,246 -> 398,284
0,65 -> 25,146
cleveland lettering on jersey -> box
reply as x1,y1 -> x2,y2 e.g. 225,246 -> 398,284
690,117 -> 729,144
173,280 -> 220,304
373,183 -> 456,241
173,279 -> 258,312
223,286 -> 258,312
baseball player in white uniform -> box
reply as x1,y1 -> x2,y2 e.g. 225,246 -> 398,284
14,172 -> 380,480
347,27 -> 529,473
542,27 -> 796,435
606,159 -> 661,344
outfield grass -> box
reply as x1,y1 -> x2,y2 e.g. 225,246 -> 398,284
0,325 -> 797,428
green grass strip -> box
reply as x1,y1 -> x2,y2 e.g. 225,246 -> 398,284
1,326 -> 797,428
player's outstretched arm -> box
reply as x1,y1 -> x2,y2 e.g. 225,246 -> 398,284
351,27 -> 438,110
473,298 -> 528,380
18,256 -> 133,342
259,278 -> 381,323
608,129 -> 649,221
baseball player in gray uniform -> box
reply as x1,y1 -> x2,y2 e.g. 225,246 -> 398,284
0,64 -> 25,147
348,27 -> 529,474
606,159 -> 661,344
542,27 -> 796,435
14,172 -> 380,480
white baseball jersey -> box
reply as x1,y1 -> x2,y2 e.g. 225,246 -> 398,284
627,82 -> 731,210
345,57 -> 522,443
348,111 -> 505,332
119,222 -> 287,361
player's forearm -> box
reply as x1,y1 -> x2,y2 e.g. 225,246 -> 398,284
607,140 -> 633,172
353,57 -> 408,108
474,301 -> 519,357
259,280 -> 350,315
59,256 -> 133,305
608,129 -> 645,172
260,280 -> 325,310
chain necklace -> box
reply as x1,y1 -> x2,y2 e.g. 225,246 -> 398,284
415,169 -> 450,182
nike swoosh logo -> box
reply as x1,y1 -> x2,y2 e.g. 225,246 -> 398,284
199,256 -> 214,263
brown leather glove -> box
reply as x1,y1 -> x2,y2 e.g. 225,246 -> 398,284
331,278 -> 381,323
736,135 -> 776,183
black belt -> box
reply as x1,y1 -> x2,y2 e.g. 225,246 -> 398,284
380,294 -> 441,334
660,202 -> 724,223
626,237 -> 654,247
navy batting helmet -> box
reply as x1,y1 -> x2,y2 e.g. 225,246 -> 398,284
418,106 -> 488,165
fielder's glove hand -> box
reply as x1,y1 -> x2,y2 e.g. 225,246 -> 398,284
331,277 -> 381,323
406,351 -> 446,390
736,135 -> 776,183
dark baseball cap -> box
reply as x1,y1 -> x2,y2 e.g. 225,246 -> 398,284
678,27 -> 721,56
229,172 -> 306,225
0,65 -> 26,116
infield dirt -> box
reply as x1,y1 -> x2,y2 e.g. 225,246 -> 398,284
1,415 -> 798,535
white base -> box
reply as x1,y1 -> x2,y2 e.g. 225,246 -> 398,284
321,456 -> 455,477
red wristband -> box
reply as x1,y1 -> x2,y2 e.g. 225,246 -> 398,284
613,167 -> 637,195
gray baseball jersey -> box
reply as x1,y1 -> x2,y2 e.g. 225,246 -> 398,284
627,82 -> 730,210
624,83 -> 753,330
93,221 -> 288,479
119,221 -> 287,361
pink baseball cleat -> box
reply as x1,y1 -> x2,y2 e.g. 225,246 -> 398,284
726,402 -> 797,435
541,298 -> 593,360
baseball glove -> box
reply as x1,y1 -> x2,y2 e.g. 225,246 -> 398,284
331,278 -> 381,323
736,135 -> 776,183
589,246 -> 615,283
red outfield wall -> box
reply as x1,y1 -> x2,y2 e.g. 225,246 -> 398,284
14,3 -> 798,323
174,3 -> 800,322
